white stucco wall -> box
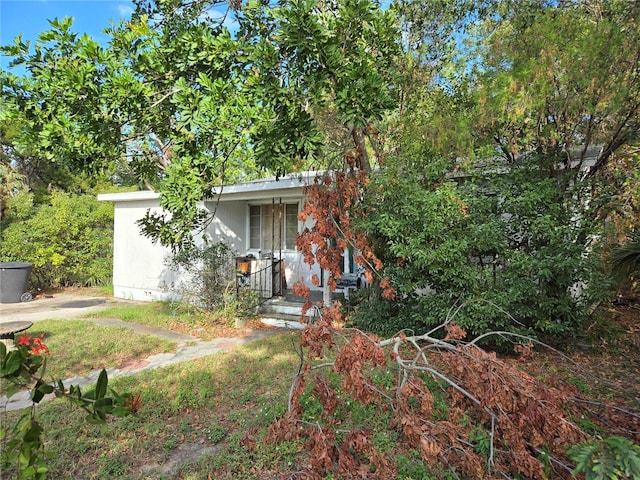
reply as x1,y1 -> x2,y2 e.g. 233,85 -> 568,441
206,200 -> 246,254
98,192 -> 179,301
99,173 -> 328,302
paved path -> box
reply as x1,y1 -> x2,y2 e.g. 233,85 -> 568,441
0,292 -> 286,412
0,293 -> 135,323
89,317 -> 198,346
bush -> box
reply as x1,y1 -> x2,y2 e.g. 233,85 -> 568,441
568,436 -> 640,480
351,153 -> 612,342
610,234 -> 640,292
0,191 -> 113,291
164,241 -> 259,319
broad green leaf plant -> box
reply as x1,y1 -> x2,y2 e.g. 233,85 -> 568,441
1,336 -> 133,479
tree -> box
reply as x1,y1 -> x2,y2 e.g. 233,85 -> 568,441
2,0 -> 400,250
333,0 -> 638,339
393,0 -> 640,167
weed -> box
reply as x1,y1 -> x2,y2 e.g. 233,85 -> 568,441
205,424 -> 228,444
299,386 -> 324,421
164,438 -> 177,451
469,425 -> 491,458
574,414 -> 602,435
179,418 -> 195,435
372,430 -> 398,453
371,369 -> 396,390
97,452 -> 132,476
567,376 -> 591,395
397,451 -> 435,480
348,400 -> 391,429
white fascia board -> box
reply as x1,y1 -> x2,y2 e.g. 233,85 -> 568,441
208,172 -> 315,201
97,191 -> 160,202
97,172 -> 319,203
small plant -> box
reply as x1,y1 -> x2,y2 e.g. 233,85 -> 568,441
397,451 -> 434,480
164,241 -> 238,313
205,424 -> 228,444
0,335 -> 133,479
469,425 -> 491,458
568,436 -> 640,480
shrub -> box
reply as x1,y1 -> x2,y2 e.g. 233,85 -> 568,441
568,436 -> 640,480
0,191 -> 113,291
610,234 -> 640,292
164,241 -> 259,318
1,336 -> 131,479
351,153 -> 611,342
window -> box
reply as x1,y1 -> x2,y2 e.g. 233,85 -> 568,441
249,203 -> 299,251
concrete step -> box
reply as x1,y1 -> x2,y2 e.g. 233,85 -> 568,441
258,298 -> 316,317
260,315 -> 306,330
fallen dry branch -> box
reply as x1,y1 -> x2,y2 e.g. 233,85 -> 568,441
267,305 -> 639,479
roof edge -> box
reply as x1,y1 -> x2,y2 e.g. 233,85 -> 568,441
97,191 -> 160,202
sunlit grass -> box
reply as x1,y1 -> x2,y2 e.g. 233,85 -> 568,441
27,319 -> 176,379
91,301 -> 251,340
90,302 -> 178,325
12,332 -> 302,479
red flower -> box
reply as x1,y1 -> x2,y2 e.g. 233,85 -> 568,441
15,334 -> 50,356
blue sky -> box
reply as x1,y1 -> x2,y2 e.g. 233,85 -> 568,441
1,0 -> 136,69
1,0 -> 240,71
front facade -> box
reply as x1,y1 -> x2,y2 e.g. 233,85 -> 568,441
98,173 -> 324,301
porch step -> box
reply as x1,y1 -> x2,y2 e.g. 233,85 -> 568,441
258,297 -> 317,318
257,296 -> 322,329
260,315 -> 306,330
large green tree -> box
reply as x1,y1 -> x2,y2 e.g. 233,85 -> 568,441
1,0 -> 400,250
346,0 -> 639,339
3,0 -> 638,335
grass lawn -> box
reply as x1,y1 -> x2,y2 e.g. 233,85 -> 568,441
26,319 -> 177,379
2,299 -> 639,479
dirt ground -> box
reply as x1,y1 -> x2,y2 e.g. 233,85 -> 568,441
500,301 -> 640,442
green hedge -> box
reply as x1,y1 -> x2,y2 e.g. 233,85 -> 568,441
0,191 -> 113,291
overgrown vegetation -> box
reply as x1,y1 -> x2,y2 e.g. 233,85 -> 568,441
92,300 -> 259,341
1,332 -> 302,480
1,304 -> 638,479
164,241 -> 259,320
350,151 -> 611,341
2,0 -> 640,477
0,191 -> 114,291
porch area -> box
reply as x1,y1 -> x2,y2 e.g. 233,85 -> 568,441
258,289 -> 324,329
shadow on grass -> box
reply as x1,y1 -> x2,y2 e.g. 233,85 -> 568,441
5,331 -> 303,480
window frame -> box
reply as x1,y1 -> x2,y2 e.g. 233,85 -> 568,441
248,201 -> 299,252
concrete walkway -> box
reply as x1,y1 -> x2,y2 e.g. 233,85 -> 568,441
0,292 -> 285,412
0,292 -> 134,323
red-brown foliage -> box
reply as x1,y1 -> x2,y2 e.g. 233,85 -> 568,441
295,168 -> 393,299
268,314 -> 639,478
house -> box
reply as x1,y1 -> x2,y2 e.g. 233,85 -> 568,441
98,172 -> 346,303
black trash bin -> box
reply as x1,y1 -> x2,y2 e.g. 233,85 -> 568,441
0,262 -> 33,303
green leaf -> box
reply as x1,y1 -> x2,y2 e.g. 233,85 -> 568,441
23,420 -> 44,443
1,350 -> 24,376
4,384 -> 20,399
85,412 -> 105,425
95,368 -> 108,400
